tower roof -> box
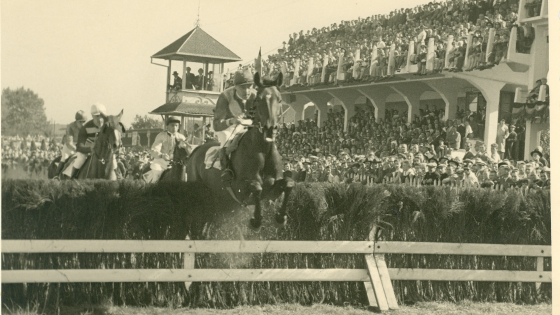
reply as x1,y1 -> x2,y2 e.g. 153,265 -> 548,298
151,27 -> 242,64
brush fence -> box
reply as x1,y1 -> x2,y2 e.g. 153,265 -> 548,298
2,240 -> 552,311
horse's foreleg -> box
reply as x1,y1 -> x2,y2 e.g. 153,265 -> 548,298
248,180 -> 263,230
274,175 -> 294,228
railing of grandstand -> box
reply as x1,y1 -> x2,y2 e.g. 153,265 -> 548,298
346,174 -> 544,194
280,23 -> 540,89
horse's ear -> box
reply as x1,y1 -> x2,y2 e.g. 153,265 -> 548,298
117,109 -> 123,120
254,72 -> 263,88
118,122 -> 127,133
276,72 -> 283,87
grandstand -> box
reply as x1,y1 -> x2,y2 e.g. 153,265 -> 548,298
258,0 -> 548,161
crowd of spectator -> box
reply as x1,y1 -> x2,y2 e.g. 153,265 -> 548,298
1,135 -> 60,176
242,0 -> 537,88
275,105 -> 549,190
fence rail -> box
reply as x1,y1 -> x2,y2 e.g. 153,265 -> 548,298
1,240 -> 551,256
2,239 -> 551,311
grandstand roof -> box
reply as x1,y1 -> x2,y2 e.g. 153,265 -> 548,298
151,27 -> 242,64
149,101 -> 214,117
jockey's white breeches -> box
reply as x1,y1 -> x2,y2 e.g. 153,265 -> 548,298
62,152 -> 88,177
143,158 -> 169,183
216,122 -> 250,148
61,143 -> 75,162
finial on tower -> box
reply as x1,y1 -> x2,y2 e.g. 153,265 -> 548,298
194,0 -> 201,27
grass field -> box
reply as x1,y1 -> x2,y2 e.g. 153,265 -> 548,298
3,302 -> 552,315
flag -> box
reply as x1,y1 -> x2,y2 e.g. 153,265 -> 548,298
255,47 -> 263,75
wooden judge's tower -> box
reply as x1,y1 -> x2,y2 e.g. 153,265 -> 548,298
149,26 -> 242,143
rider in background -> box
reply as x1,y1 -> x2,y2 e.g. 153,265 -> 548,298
55,110 -> 87,176
213,69 -> 256,181
144,116 -> 186,183
62,103 -> 106,178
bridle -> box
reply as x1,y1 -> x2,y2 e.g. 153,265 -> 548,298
248,85 -> 282,136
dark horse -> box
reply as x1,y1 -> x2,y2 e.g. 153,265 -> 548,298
158,139 -> 194,182
48,110 -> 125,180
186,72 -> 293,230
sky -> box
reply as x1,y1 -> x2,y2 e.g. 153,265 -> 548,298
3,0 -> 439,125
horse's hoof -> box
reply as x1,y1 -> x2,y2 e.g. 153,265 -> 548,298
273,214 -> 288,229
249,218 -> 262,232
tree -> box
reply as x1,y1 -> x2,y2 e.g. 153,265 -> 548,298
130,114 -> 163,130
1,87 -> 50,136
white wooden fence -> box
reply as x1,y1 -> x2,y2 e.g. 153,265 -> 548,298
2,239 -> 551,311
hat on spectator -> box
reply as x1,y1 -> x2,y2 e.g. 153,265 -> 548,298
234,69 -> 254,86
427,162 -> 437,168
439,157 -> 449,165
172,71 -> 179,75
530,148 -> 543,158
449,160 -> 459,168
498,161 -> 510,169
428,157 -> 438,164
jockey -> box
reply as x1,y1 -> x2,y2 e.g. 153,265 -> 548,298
213,69 -> 256,181
61,103 -> 106,178
143,116 -> 186,183
55,110 -> 87,175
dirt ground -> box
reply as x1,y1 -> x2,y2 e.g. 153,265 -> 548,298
4,301 -> 552,315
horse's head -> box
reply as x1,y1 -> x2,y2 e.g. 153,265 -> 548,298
103,109 -> 125,151
253,72 -> 283,143
173,139 -> 195,165
92,110 -> 125,179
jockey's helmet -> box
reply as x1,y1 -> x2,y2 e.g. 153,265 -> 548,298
91,103 -> 107,117
166,116 -> 181,125
233,69 -> 254,86
75,110 -> 87,122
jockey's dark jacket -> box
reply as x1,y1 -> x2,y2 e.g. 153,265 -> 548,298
213,87 -> 256,132
76,120 -> 101,154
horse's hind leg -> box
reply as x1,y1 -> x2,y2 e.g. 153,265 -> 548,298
274,176 -> 294,228
248,180 -> 263,230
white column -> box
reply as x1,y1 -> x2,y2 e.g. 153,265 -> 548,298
182,60 -> 187,90
444,35 -> 454,69
166,60 -> 171,102
426,38 -> 435,72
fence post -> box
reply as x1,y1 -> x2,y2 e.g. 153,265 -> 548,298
184,235 -> 195,290
536,256 -> 544,291
364,225 -> 399,310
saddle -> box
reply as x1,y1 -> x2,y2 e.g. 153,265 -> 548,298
204,131 -> 246,170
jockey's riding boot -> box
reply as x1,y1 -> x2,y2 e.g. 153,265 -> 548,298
220,147 -> 234,183
69,167 -> 79,179
55,160 -> 66,176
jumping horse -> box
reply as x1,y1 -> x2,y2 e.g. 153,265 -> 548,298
48,110 -> 125,180
186,72 -> 294,230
